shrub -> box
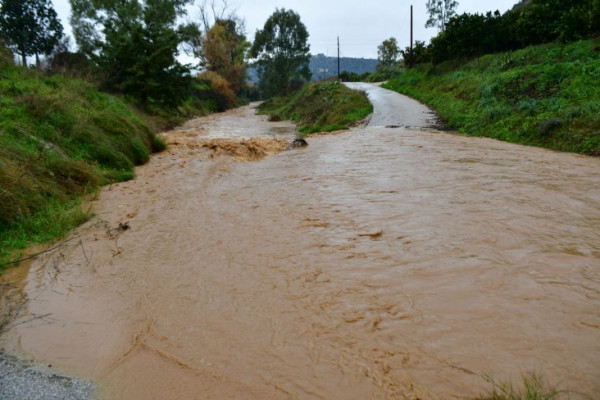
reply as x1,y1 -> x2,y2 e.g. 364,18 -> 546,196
199,71 -> 238,111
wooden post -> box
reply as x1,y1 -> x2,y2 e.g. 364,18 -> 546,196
410,5 -> 414,68
337,37 -> 341,80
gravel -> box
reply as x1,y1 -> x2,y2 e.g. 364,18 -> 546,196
0,350 -> 95,400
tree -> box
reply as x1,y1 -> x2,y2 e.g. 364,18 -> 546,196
425,0 -> 459,32
376,37 -> 400,70
182,0 -> 243,64
250,8 -> 311,96
202,19 -> 249,94
0,0 -> 63,66
70,0 -> 198,108
401,40 -> 430,66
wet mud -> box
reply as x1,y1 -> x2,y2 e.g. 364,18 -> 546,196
1,103 -> 599,399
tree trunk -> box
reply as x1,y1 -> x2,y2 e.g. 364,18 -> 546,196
19,41 -> 26,67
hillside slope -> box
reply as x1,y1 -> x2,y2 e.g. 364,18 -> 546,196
0,57 -> 165,266
383,39 -> 600,155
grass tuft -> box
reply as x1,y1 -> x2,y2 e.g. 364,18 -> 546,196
478,373 -> 567,400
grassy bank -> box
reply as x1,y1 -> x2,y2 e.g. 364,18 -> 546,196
0,62 -> 166,268
258,81 -> 373,135
383,39 -> 600,155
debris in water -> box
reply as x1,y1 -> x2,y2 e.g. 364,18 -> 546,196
358,229 -> 383,240
107,221 -> 130,238
286,138 -> 308,150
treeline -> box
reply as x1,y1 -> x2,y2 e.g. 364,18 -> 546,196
1,1 -> 316,120
0,0 -> 254,120
405,0 -> 600,65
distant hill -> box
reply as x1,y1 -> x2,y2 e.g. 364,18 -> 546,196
247,54 -> 378,84
309,54 -> 377,81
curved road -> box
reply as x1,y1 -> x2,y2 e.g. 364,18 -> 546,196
1,89 -> 599,399
344,82 -> 439,128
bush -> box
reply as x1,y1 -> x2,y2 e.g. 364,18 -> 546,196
0,42 -> 13,68
428,0 -> 600,65
199,71 -> 238,111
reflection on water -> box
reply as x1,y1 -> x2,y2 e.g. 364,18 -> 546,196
1,104 -> 599,399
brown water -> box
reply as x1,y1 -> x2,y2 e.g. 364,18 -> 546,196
2,104 -> 599,399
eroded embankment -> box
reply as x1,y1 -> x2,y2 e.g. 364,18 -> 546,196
1,103 -> 599,400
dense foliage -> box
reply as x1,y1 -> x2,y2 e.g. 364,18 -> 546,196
250,8 -> 311,96
384,39 -> 600,155
0,0 -> 63,66
69,0 -> 198,109
199,18 -> 249,107
410,0 -> 600,65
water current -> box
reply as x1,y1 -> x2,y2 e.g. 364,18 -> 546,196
1,88 -> 599,399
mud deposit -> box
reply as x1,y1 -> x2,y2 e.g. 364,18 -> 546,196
1,103 -> 599,399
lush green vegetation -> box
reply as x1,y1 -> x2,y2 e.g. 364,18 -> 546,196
0,55 -> 166,268
383,39 -> 600,155
250,8 -> 311,97
402,0 -> 599,66
258,81 -> 372,134
0,0 -> 63,67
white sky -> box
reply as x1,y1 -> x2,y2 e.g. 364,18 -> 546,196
50,0 -> 519,59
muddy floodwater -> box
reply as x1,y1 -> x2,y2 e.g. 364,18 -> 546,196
1,95 -> 599,399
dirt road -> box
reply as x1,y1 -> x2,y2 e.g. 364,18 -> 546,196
1,89 -> 599,399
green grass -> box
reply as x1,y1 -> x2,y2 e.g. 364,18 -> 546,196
0,61 -> 166,270
258,80 -> 373,135
383,39 -> 600,155
478,373 -> 567,400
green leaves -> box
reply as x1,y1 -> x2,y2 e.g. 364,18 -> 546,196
250,8 -> 311,97
69,0 -> 194,108
0,0 -> 63,65
377,38 -> 401,70
425,0 -> 459,31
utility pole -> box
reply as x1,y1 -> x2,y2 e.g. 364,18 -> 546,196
337,37 -> 341,80
410,5 -> 414,69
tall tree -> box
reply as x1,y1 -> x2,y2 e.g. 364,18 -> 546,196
250,8 -> 311,96
202,19 -> 249,93
425,0 -> 459,32
70,0 -> 198,107
376,37 -> 400,70
0,0 -> 63,66
182,0 -> 243,63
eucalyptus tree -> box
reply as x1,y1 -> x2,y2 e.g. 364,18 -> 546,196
250,8 -> 311,96
377,37 -> 400,70
425,0 -> 459,32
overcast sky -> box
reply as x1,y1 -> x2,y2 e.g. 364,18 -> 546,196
50,0 -> 519,59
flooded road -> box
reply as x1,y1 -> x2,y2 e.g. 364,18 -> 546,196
1,93 -> 599,399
